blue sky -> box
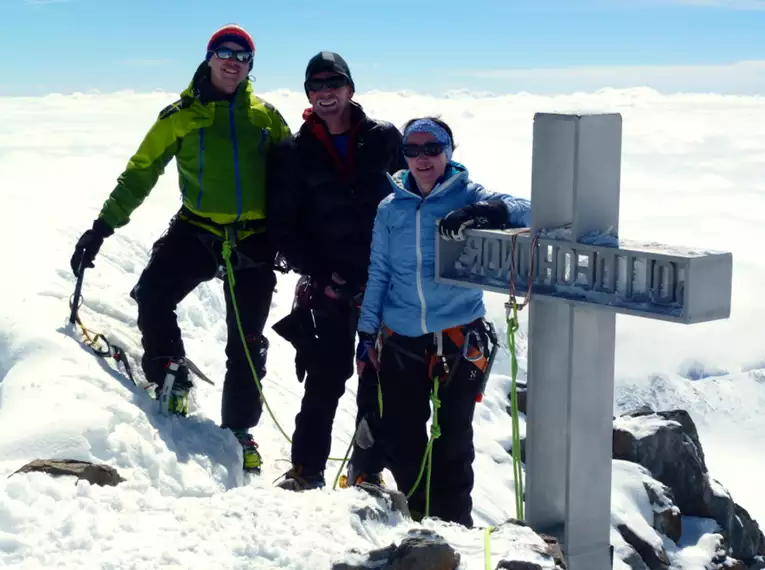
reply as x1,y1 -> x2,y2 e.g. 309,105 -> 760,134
1,0 -> 765,96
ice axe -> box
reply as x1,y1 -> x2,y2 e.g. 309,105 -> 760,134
67,258 -> 137,386
69,258 -> 86,325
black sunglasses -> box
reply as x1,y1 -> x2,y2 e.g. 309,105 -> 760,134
402,142 -> 447,158
212,47 -> 253,63
305,76 -> 350,92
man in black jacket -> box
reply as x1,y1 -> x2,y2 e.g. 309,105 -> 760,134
268,51 -> 405,491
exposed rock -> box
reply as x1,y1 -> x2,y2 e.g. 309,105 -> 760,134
623,408 -> 707,469
349,482 -> 410,525
538,534 -> 567,569
621,543 -> 651,570
707,488 -> 765,562
386,530 -> 460,570
9,459 -> 125,487
613,409 -> 765,565
331,529 -> 460,570
616,524 -> 670,570
496,562 -> 543,570
642,477 -> 682,544
332,544 -> 398,570
496,530 -> 566,570
614,411 -> 707,515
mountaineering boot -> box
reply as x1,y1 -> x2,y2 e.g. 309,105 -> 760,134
275,465 -> 326,492
156,359 -> 192,417
341,462 -> 385,489
230,429 -> 262,473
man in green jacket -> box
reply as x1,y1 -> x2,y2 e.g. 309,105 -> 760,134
69,24 -> 291,473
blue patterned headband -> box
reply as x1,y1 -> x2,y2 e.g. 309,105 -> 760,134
403,119 -> 453,160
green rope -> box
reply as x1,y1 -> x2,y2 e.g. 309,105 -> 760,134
332,368 -> 385,490
406,377 -> 441,519
507,301 -> 525,520
332,420 -> 362,490
221,236 -> 293,444
221,234 -> 348,463
484,525 -> 496,570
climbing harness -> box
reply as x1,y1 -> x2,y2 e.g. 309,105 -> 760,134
368,320 -> 495,518
404,321 -> 496,518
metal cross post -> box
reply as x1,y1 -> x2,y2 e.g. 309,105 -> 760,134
435,113 -> 733,570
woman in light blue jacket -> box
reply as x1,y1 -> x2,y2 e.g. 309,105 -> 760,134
351,117 -> 531,527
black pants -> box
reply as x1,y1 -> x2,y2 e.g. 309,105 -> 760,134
283,282 -> 382,477
129,217 -> 276,430
375,325 -> 489,527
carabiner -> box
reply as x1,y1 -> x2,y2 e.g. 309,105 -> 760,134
462,329 -> 484,362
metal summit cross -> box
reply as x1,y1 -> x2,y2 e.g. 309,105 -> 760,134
435,113 -> 733,570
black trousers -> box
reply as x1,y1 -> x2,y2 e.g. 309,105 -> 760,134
129,217 -> 276,430
283,282 -> 383,477
374,326 -> 489,527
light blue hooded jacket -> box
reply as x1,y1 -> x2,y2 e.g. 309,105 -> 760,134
357,161 -> 531,337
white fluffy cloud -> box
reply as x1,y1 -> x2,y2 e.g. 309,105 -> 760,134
451,60 -> 765,95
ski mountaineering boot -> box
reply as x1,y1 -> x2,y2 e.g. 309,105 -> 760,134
275,465 -> 326,491
156,359 -> 192,416
341,462 -> 385,489
230,429 -> 262,473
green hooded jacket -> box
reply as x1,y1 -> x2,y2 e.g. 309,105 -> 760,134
97,64 -> 291,234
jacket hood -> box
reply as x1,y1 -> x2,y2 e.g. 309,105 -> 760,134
388,161 -> 470,201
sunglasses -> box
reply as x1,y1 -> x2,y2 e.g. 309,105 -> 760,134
402,142 -> 447,158
305,76 -> 350,92
212,47 -> 253,63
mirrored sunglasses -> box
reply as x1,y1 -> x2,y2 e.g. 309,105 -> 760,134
402,142 -> 447,158
213,47 -> 253,63
304,76 -> 350,92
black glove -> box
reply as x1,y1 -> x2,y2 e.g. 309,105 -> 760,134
271,306 -> 316,383
322,272 -> 364,307
70,218 -> 114,277
438,200 -> 508,241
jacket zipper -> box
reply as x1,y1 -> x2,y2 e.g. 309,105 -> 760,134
415,200 -> 428,334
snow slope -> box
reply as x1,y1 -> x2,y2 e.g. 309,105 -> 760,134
1,86 -> 763,568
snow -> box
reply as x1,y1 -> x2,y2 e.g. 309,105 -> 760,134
1,86 -> 764,568
613,414 -> 681,440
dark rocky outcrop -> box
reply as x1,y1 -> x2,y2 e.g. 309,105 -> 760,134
332,529 -> 460,570
333,523 -> 566,570
642,477 -> 682,544
495,529 -> 567,570
614,408 -> 765,567
9,459 -> 125,487
616,523 -> 670,570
